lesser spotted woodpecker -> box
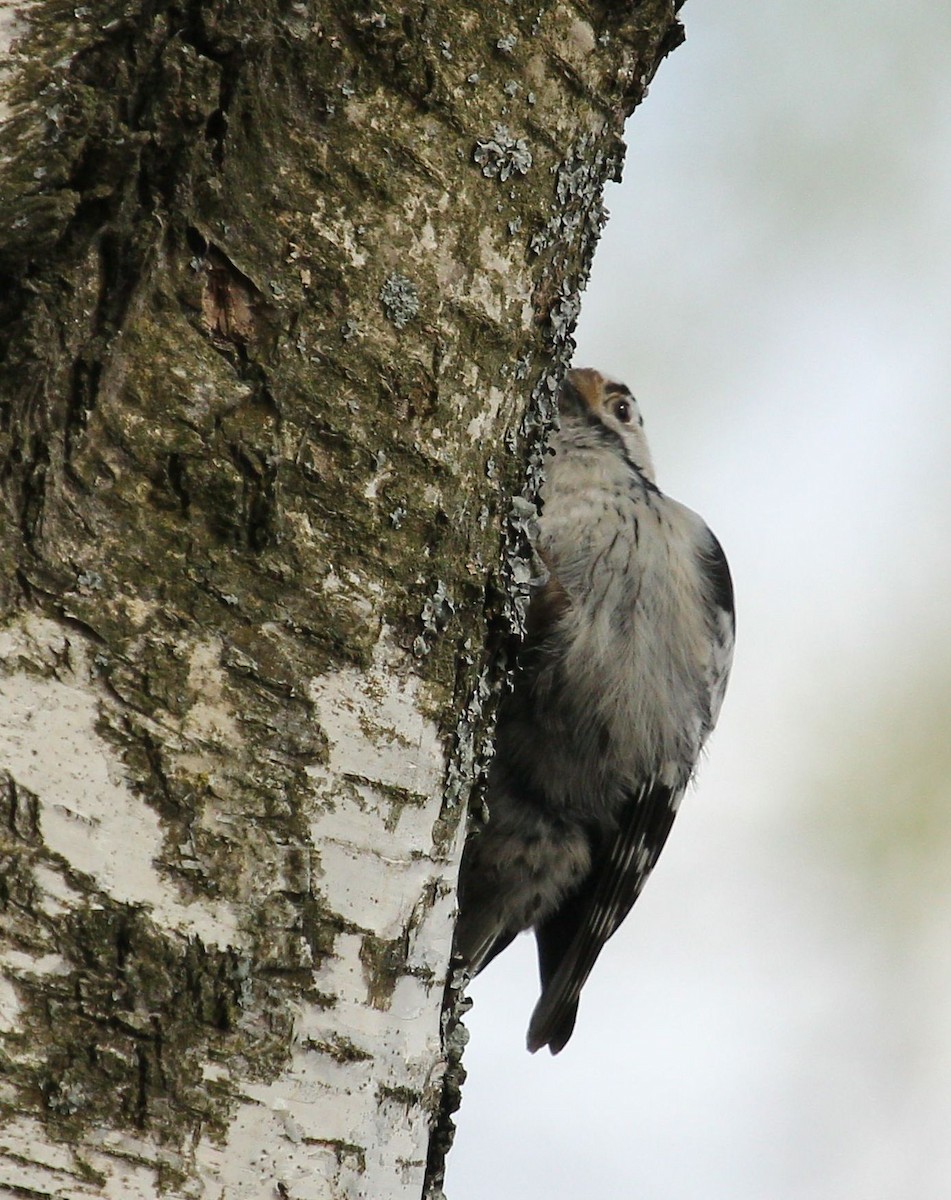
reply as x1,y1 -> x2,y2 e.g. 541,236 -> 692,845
456,368 -> 735,1054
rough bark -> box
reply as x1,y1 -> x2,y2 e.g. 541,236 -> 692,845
0,2 -> 684,1196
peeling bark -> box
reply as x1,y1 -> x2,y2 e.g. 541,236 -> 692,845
0,2 -> 684,1196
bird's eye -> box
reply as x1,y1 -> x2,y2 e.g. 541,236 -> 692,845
612,397 -> 632,424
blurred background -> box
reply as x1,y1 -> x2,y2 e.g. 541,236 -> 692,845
449,2 -> 951,1197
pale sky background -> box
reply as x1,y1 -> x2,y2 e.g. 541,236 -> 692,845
449,3 -> 951,1197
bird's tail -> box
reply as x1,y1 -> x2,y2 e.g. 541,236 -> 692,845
526,984 -> 581,1055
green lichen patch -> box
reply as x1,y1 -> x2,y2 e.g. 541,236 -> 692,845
1,898 -> 294,1148
358,932 -> 408,1011
302,1137 -> 367,1175
304,1034 -> 373,1065
0,772 -> 42,846
377,1083 -> 422,1109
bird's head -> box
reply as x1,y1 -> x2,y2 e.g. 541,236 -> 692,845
559,367 -> 656,483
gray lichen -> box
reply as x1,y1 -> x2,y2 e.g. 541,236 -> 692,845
414,581 -> 457,657
547,280 -> 583,349
379,273 -> 420,328
473,125 -> 532,182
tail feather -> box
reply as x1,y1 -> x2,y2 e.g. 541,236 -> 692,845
527,988 -> 580,1055
526,872 -> 599,1053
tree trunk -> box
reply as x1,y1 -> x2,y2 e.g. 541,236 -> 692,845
0,2 -> 683,1196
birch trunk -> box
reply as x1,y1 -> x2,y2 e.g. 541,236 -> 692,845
0,2 -> 684,1196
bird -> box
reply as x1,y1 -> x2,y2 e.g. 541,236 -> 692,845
454,367 -> 735,1054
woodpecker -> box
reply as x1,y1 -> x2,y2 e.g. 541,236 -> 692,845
455,367 -> 735,1054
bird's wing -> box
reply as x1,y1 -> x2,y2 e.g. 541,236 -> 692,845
527,777 -> 681,1054
697,528 -> 735,734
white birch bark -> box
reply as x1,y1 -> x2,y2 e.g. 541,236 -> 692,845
0,614 -> 458,1197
